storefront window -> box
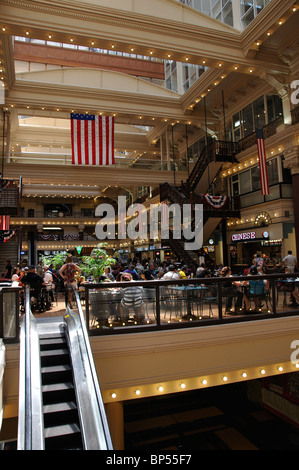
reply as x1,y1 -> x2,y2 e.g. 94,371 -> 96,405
239,170 -> 251,194
251,166 -> 261,192
231,174 -> 239,196
267,158 -> 279,186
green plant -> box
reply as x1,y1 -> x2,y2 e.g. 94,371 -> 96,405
79,243 -> 115,281
39,252 -> 70,269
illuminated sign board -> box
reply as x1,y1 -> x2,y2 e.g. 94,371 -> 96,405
232,232 -> 256,242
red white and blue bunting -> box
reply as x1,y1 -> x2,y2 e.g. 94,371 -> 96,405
0,230 -> 16,242
202,194 -> 228,209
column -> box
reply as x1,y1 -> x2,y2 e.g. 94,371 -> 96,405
232,0 -> 243,31
105,401 -> 124,450
78,223 -> 84,241
166,129 -> 171,171
281,93 -> 292,125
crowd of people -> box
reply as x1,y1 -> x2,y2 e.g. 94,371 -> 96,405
1,249 -> 298,315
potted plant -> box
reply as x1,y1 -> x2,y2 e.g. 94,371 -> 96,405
79,243 -> 115,282
39,252 -> 69,270
79,244 -> 117,322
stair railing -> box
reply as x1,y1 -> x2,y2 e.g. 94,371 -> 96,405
17,286 -> 44,450
64,287 -> 113,450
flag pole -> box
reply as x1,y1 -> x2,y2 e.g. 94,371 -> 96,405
185,124 -> 189,177
171,124 -> 176,186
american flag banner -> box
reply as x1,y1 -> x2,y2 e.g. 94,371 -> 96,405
71,113 -> 114,166
256,128 -> 269,195
0,215 -> 10,230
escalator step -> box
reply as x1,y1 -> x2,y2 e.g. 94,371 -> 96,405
41,364 -> 72,385
40,348 -> 70,366
43,401 -> 79,428
40,337 -> 67,350
42,381 -> 76,405
45,422 -> 81,438
44,423 -> 83,450
43,400 -> 78,414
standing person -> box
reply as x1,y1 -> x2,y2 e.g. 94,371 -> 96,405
59,255 -> 81,308
43,265 -> 54,303
282,250 -> 297,273
4,260 -> 12,279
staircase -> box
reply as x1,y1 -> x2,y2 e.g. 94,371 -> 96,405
0,178 -> 22,274
40,329 -> 83,450
159,140 -> 240,264
187,140 -> 239,193
0,178 -> 21,216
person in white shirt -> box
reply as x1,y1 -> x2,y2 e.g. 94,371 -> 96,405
283,251 -> 297,273
161,265 -> 181,280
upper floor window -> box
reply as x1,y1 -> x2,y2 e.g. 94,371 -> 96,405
241,0 -> 272,29
179,0 -> 233,26
231,94 -> 283,142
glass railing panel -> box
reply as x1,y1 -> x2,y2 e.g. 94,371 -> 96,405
0,288 -> 20,341
82,274 -> 299,335
86,283 -> 158,331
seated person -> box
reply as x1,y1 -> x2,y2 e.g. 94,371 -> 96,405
243,265 -> 269,310
161,264 -> 181,280
220,266 -> 243,313
283,267 -> 299,307
120,273 -> 144,322
141,269 -> 155,281
21,265 -> 45,298
123,264 -> 139,280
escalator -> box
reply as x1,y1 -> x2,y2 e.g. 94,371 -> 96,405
17,287 -> 113,450
40,325 -> 82,449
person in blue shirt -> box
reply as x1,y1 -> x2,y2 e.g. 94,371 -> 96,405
244,266 -> 269,311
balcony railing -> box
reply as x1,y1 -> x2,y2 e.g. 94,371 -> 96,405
19,210 -> 97,219
238,117 -> 284,153
81,272 -> 299,336
3,273 -> 299,343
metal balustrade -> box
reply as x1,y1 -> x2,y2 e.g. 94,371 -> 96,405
2,273 -> 299,343
82,273 -> 299,336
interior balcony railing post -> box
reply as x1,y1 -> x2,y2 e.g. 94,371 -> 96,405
155,284 -> 161,327
217,282 -> 223,320
85,287 -> 90,333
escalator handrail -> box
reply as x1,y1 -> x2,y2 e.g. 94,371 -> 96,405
17,286 -> 44,450
64,287 -> 113,450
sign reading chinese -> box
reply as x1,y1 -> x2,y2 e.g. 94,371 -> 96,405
232,232 -> 256,242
